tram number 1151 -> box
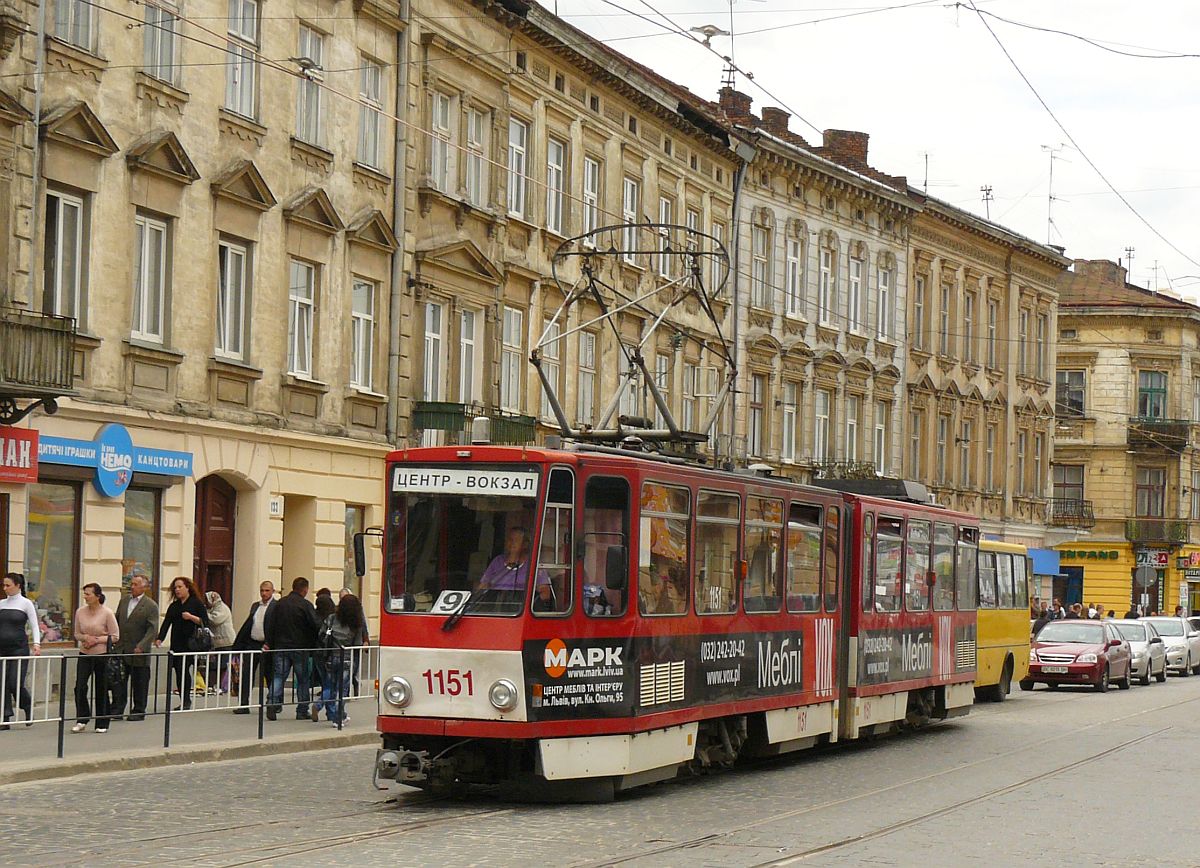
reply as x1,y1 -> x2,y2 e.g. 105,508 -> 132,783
423,668 -> 474,696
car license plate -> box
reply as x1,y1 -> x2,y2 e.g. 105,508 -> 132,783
1043,666 -> 1069,674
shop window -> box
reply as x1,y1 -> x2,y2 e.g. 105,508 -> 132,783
638,482 -> 690,616
25,480 -> 82,641
122,487 -> 161,597
344,504 -> 365,597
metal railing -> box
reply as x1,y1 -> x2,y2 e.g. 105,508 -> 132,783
1127,417 -> 1189,453
809,459 -> 878,480
0,307 -> 76,392
1125,517 -> 1189,544
1047,497 -> 1096,529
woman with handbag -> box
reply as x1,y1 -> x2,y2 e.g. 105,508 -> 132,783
203,590 -> 237,694
1,572 -> 41,729
316,594 -> 368,725
71,583 -> 118,733
154,577 -> 209,710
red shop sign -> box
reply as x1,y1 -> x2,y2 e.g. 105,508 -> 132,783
0,426 -> 38,484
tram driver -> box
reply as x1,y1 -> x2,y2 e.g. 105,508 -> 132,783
478,526 -> 553,608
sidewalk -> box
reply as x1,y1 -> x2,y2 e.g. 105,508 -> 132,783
0,700 -> 378,787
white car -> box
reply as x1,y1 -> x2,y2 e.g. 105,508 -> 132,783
1113,620 -> 1167,685
1142,617 -> 1200,676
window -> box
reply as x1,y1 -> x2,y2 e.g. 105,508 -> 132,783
582,156 -> 601,238
873,401 -> 888,475
696,491 -> 739,614
216,240 -> 248,360
422,302 -> 444,400
621,177 -> 639,264
987,299 -> 998,368
906,520 -> 930,612
541,319 -> 560,421
132,214 -> 168,343
536,468 -> 574,616
876,266 -> 892,339
55,0 -> 95,51
681,362 -> 698,432
639,483 -> 690,616
912,276 -> 927,350
25,480 -> 82,639
577,332 -> 596,425
956,529 -> 978,611
938,283 -> 951,356
874,517 -> 902,612
1016,431 -> 1027,495
996,553 -> 1014,608
1053,464 -> 1084,501
1033,433 -> 1045,496
287,260 -> 316,377
123,488 -> 161,597
507,118 -> 528,218
1193,379 -> 1200,423
1018,310 -> 1030,375
685,207 -> 700,261
963,292 -> 975,362
1135,467 -> 1165,517
654,352 -> 670,428
657,197 -> 674,278
1137,371 -> 1167,419
1056,370 -> 1086,417
936,414 -> 949,484
343,506 -> 365,597
295,26 -> 325,144
225,0 -> 258,117
500,305 -> 523,412
429,91 -> 453,192
959,421 -> 972,488
781,382 -> 798,462
978,551 -> 997,609
786,503 -> 822,613
546,137 -> 566,234
143,0 -> 179,84
824,506 -> 840,612
350,280 -> 375,390
814,389 -> 831,462
43,190 -> 85,320
751,226 -> 770,307
932,523 -> 956,611
619,343 -> 640,420
459,309 -> 479,403
818,247 -> 834,325
910,411 -> 923,479
358,60 -> 384,169
710,222 -> 725,291
985,423 -> 997,491
845,395 -> 860,461
785,238 -> 803,318
744,497 -> 783,614
848,256 -> 863,331
1193,470 -> 1200,520
861,512 -> 874,613
749,373 -> 765,457
465,108 -> 488,206
1036,314 -> 1048,378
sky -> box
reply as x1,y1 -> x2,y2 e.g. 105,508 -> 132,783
552,0 -> 1200,297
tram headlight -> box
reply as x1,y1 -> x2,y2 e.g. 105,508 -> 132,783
383,676 -> 413,708
488,678 -> 519,712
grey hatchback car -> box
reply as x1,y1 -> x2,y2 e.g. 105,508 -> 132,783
1112,620 -> 1167,685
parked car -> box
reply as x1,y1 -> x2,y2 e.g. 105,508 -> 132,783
1020,620 -> 1132,692
1142,617 -> 1200,675
1112,620 -> 1167,685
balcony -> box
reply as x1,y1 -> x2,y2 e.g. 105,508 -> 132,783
490,411 -> 537,445
809,460 -> 879,480
1127,417 -> 1189,454
1125,518 -> 1189,545
0,308 -> 76,423
410,401 -> 537,445
1047,497 -> 1096,529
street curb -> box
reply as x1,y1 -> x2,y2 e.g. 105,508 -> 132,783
0,730 -> 378,787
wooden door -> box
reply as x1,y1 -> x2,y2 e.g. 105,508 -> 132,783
194,475 -> 236,604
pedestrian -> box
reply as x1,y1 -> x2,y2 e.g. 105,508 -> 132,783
203,590 -> 237,694
339,587 -> 369,696
110,572 -> 159,721
154,577 -> 209,710
1032,606 -> 1053,637
263,576 -> 319,721
1107,609 -> 1115,619
316,592 -> 369,725
1052,598 -> 1066,620
1065,603 -> 1083,620
1030,596 -> 1041,620
1174,605 -> 1184,617
1124,603 -> 1140,619
0,572 -> 41,729
308,591 -> 336,717
1087,602 -> 1097,619
232,581 -> 275,713
71,582 -> 118,733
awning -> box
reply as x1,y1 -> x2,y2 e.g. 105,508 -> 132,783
1029,548 -> 1061,576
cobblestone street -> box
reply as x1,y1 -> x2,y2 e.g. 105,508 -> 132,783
4,677 -> 1199,867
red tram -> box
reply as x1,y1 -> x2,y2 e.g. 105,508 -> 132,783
367,442 -> 979,798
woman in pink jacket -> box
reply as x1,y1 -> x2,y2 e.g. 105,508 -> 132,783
71,583 -> 118,733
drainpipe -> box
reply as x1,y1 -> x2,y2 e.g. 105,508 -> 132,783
386,1 -> 411,445
25,0 -> 49,307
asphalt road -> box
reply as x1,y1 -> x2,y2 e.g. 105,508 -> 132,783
3,676 -> 1198,867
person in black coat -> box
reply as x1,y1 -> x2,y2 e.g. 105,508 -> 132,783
231,580 -> 276,713
263,576 -> 319,721
154,576 -> 209,710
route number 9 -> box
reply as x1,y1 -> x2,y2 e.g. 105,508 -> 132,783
431,589 -> 470,614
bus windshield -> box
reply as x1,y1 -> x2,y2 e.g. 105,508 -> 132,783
385,466 -> 541,616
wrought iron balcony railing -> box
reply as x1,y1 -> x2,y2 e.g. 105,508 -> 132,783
0,307 -> 75,394
1127,417 -> 1189,453
1125,517 -> 1189,545
809,459 -> 879,480
1047,497 -> 1095,529
410,401 -> 537,445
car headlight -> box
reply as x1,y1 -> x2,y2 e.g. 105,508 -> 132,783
488,678 -> 519,712
383,676 -> 412,708
1029,650 -> 1038,663
1076,653 -> 1098,664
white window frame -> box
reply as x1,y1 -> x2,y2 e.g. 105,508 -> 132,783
350,279 -> 375,390
216,239 -> 248,361
939,283 -> 951,356
55,0 -> 96,52
876,267 -> 891,340
657,197 -> 673,278
578,332 -> 597,425
781,382 -> 798,463
681,361 -> 698,432
459,308 -> 480,404
143,0 -> 180,84
582,156 -> 601,241
295,25 -> 325,144
936,414 -> 949,484
873,401 -> 888,475
546,138 -> 566,235
500,306 -> 524,412
465,107 -> 488,207
357,59 -> 384,169
507,118 -> 528,219
959,420 -> 972,488
132,213 -> 168,344
845,395 -> 860,461
751,226 -> 769,307
430,91 -> 453,193
1034,432 -> 1045,496
785,238 -> 803,318
1192,470 -> 1200,520
818,247 -> 834,325
987,299 -> 998,368
1018,309 -> 1030,375
814,389 -> 831,463
1192,379 -> 1200,423
913,276 -> 926,349
910,411 -> 923,478
1016,431 -> 1027,495
423,302 -> 445,401
622,177 -> 639,264
1036,313 -> 1048,378
710,222 -> 726,292
287,260 -> 316,378
749,373 -> 766,458
963,292 -> 976,362
848,256 -> 863,332
44,190 -> 85,321
655,352 -> 671,428
985,423 -> 996,491
541,319 -> 561,421
225,0 -> 258,118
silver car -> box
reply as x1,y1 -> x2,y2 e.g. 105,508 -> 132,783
1113,620 -> 1167,684
1142,617 -> 1200,675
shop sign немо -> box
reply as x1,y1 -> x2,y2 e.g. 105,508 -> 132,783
0,426 -> 38,484
38,423 -> 193,497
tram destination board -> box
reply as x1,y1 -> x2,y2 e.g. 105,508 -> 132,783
523,631 -> 815,721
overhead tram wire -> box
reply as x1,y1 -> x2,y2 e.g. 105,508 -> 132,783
967,6 -> 1200,60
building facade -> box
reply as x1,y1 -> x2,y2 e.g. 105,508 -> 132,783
0,0 -> 407,636
1054,259 -> 1200,616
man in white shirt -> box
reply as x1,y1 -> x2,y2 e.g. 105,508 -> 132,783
233,581 -> 275,713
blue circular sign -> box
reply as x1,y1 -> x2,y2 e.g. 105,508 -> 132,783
94,423 -> 134,498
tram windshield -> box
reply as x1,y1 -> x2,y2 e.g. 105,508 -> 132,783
384,466 -> 541,616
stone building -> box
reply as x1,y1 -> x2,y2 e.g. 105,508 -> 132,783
0,0 -> 406,636
1054,259 -> 1200,616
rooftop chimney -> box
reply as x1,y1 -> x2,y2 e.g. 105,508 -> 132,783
718,87 -> 753,120
822,129 -> 869,166
761,107 -> 790,136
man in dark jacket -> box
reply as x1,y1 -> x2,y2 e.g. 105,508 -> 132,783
110,572 -> 160,721
231,580 -> 275,713
263,577 -> 319,720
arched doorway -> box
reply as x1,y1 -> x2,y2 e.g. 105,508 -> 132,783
194,475 -> 236,604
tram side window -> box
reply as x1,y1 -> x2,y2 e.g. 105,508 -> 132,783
534,467 -> 574,616
695,490 -> 740,614
905,520 -> 931,612
861,513 -> 875,613
1013,555 -> 1030,609
823,507 -> 840,612
744,496 -> 784,613
874,517 -> 903,612
996,552 -> 1015,608
785,503 -> 822,613
956,528 -> 978,610
582,476 -> 630,617
978,551 -> 997,608
931,523 -> 956,611
639,481 -> 690,616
